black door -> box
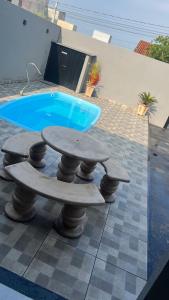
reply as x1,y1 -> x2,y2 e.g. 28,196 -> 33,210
44,43 -> 86,90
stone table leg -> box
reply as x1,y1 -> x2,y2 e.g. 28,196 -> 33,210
54,204 -> 87,238
57,154 -> 80,183
0,153 -> 25,181
100,175 -> 119,203
29,142 -> 46,168
5,185 -> 36,222
77,161 -> 97,181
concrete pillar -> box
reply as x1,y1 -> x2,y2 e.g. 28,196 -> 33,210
5,185 -> 36,221
57,154 -> 80,182
54,204 -> 87,238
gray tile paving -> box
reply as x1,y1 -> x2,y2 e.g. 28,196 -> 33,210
0,81 -> 148,299
0,212 -> 52,275
97,225 -> 147,280
24,235 -> 95,300
106,196 -> 147,242
86,259 -> 146,300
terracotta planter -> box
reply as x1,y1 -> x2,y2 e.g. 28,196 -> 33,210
137,104 -> 148,116
85,85 -> 95,97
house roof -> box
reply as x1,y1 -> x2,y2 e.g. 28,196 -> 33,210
134,40 -> 151,56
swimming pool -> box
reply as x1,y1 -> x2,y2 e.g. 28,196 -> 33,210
0,92 -> 101,132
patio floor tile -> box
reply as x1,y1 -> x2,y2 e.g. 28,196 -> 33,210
0,210 -> 53,275
24,235 -> 95,300
97,225 -> 147,280
106,197 -> 147,242
85,258 -> 146,300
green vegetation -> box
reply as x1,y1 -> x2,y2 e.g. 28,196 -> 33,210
149,36 -> 169,63
139,92 -> 157,106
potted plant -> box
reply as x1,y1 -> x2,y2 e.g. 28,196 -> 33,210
137,92 -> 157,116
85,62 -> 100,97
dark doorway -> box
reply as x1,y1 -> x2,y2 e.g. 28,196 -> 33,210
44,43 -> 86,90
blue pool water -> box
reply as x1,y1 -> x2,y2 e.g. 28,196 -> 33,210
0,92 -> 101,131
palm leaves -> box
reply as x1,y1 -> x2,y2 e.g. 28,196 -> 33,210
139,92 -> 157,106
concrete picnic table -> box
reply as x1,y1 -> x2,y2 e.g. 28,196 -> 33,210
41,126 -> 110,182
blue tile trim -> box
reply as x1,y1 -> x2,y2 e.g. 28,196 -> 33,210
0,266 -> 66,300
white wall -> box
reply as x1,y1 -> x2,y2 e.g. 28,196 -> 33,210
0,0 -> 60,82
60,29 -> 169,128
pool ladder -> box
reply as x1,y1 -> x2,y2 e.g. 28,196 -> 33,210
20,62 -> 42,96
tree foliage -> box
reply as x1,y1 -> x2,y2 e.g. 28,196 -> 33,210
148,36 -> 169,63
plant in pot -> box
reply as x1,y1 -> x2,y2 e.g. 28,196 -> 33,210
137,92 -> 157,116
85,62 -> 100,97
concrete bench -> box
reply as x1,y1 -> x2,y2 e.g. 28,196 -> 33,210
4,161 -> 104,238
0,132 -> 46,180
100,158 -> 130,203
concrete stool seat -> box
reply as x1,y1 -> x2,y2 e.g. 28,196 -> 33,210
100,158 -> 130,203
0,132 -> 46,180
4,161 -> 104,238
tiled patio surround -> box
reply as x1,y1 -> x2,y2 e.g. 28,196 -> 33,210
0,81 -> 148,300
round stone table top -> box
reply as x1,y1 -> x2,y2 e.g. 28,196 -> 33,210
42,126 -> 110,162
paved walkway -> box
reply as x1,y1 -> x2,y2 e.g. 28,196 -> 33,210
0,82 -> 148,300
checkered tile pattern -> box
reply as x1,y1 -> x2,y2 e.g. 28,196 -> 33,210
0,81 -> 148,299
25,235 -> 95,300
106,198 -> 147,242
86,259 -> 146,300
97,225 -> 147,279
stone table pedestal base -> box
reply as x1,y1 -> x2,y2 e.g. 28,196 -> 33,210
77,161 -> 97,181
57,155 -> 80,183
5,185 -> 36,222
54,205 -> 87,238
